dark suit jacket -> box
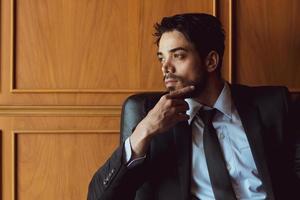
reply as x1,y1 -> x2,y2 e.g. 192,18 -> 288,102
88,84 -> 300,200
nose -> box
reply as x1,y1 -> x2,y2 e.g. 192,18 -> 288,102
161,57 -> 175,74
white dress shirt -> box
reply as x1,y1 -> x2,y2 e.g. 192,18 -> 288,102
187,83 -> 266,200
125,83 -> 267,199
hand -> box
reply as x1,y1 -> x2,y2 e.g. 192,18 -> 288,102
129,86 -> 195,157
140,85 -> 194,135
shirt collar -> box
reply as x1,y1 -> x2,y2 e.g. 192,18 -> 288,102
213,82 -> 232,119
185,82 -> 232,124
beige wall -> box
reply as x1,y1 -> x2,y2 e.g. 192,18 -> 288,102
0,0 -> 299,199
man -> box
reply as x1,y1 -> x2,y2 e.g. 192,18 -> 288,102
88,13 -> 300,200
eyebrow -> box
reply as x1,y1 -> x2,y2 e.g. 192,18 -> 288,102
157,47 -> 189,56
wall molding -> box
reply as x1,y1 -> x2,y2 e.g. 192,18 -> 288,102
0,105 -> 121,116
11,130 -> 119,200
10,89 -> 165,94
228,0 -> 233,83
0,130 -> 2,200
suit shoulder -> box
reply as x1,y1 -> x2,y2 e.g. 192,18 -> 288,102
231,84 -> 288,100
231,84 -> 290,112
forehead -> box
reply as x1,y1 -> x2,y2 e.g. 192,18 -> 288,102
158,30 -> 194,52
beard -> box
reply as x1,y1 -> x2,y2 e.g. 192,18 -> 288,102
163,73 -> 208,98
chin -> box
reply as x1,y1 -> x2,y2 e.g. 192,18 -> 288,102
166,86 -> 176,92
166,84 -> 188,93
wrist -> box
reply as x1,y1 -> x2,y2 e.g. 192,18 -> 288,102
130,123 -> 153,158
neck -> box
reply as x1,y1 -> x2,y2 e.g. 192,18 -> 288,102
194,77 -> 224,107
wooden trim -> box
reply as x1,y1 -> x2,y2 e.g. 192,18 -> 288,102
0,130 -> 2,200
10,0 -> 15,92
13,130 -> 119,134
228,0 -> 233,83
11,130 -> 119,199
288,88 -> 300,93
0,105 -> 122,116
12,132 -> 15,200
10,89 -> 164,93
212,0 -> 217,16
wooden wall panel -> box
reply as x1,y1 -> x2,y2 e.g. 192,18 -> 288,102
14,0 -> 141,90
233,0 -> 300,91
218,0 -> 232,82
0,130 -> 2,200
14,132 -> 118,200
12,0 -> 214,92
0,116 -> 120,200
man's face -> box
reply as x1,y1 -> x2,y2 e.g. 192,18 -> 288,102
157,30 -> 208,95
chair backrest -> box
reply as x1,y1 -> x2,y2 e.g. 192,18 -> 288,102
120,92 -> 164,144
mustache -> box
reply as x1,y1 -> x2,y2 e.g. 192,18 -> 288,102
163,73 -> 183,82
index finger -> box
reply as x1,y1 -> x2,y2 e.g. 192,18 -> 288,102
166,86 -> 195,99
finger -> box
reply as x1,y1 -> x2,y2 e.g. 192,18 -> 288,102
174,104 -> 189,113
168,99 -> 189,107
168,106 -> 189,117
174,113 -> 190,122
166,85 -> 195,99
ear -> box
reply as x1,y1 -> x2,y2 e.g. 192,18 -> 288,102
205,51 -> 219,73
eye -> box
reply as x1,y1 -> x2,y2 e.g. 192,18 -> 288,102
173,53 -> 186,60
157,55 -> 165,63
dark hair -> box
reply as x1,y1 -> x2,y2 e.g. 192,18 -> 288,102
154,13 -> 225,70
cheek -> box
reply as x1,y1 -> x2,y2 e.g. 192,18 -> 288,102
181,64 -> 203,81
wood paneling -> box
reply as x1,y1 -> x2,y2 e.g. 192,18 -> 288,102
0,130 -> 2,200
8,0 -> 300,199
14,131 -> 118,200
12,0 -> 214,92
0,106 -> 121,117
218,0 -> 233,82
2,1 -> 297,199
0,116 -> 120,200
14,0 -> 141,90
234,0 -> 300,91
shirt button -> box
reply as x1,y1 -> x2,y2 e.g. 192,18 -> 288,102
227,164 -> 231,171
219,133 -> 225,139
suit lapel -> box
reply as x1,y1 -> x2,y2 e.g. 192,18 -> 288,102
173,121 -> 192,200
231,85 -> 275,199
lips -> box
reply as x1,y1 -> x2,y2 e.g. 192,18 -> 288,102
164,78 -> 178,86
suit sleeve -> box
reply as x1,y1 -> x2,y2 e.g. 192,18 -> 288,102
295,129 -> 300,183
290,94 -> 300,184
284,88 -> 300,197
87,93 -> 164,200
87,142 -> 148,200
